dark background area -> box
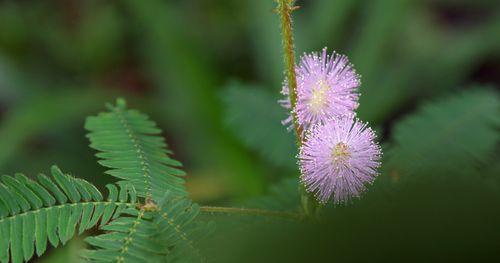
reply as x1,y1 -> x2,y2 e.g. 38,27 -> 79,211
0,0 -> 499,262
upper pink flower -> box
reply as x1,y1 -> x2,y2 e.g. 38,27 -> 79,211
280,48 -> 360,132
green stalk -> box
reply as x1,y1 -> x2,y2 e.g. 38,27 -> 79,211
200,206 -> 303,221
276,0 -> 320,218
276,0 -> 302,140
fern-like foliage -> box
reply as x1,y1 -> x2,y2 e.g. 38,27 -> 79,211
83,191 -> 214,263
222,82 -> 297,169
155,192 -> 215,263
385,88 -> 499,178
82,208 -> 168,263
0,165 -> 136,263
85,99 -> 186,201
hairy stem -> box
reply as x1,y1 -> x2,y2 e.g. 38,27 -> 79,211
276,0 -> 321,217
200,206 -> 304,221
277,0 -> 302,141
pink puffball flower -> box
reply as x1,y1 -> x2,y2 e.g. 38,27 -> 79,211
299,117 -> 382,204
280,48 -> 361,131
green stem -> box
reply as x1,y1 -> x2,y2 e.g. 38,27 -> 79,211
276,0 -> 321,217
277,0 -> 302,141
200,206 -> 303,221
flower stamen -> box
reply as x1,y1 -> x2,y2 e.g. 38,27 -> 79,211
308,80 -> 329,114
332,142 -> 350,166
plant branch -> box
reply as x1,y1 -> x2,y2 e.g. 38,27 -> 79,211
200,206 -> 304,221
276,0 -> 303,142
276,0 -> 321,217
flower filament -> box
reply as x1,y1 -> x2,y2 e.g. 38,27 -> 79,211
308,80 -> 330,114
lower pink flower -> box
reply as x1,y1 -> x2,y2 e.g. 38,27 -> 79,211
299,117 -> 382,204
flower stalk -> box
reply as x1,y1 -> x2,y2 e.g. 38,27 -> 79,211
276,0 -> 320,217
276,0 -> 302,141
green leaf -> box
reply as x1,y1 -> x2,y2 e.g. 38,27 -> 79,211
34,209 -> 47,256
51,166 -> 81,203
0,166 -> 137,263
3,175 -> 42,209
101,185 -> 119,227
155,192 -> 215,263
66,204 -> 83,243
385,88 -> 500,178
82,209 -> 167,263
222,82 -> 297,169
85,99 -> 187,202
10,216 -> 22,263
78,204 -> 94,235
46,207 -> 59,248
22,212 -> 35,261
57,205 -> 70,245
84,192 -> 214,263
0,219 -> 9,262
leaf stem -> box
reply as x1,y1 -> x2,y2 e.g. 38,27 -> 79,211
200,206 -> 304,221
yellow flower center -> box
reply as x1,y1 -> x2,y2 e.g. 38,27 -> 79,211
308,80 -> 330,114
332,142 -> 350,166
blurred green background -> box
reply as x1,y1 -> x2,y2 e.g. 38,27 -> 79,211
0,0 -> 499,262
